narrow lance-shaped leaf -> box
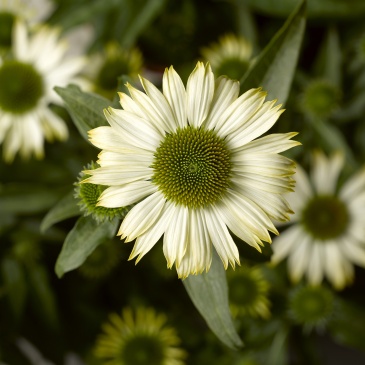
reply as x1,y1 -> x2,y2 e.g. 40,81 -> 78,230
55,85 -> 110,142
240,0 -> 306,104
41,190 -> 81,233
55,216 -> 119,278
182,251 -> 243,350
1,257 -> 27,320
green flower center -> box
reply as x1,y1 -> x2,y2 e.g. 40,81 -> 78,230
302,196 -> 349,240
121,335 -> 164,365
303,81 -> 340,117
152,126 -> 232,208
290,286 -> 334,326
0,60 -> 44,114
216,58 -> 249,80
229,274 -> 259,306
0,12 -> 14,48
77,181 -> 130,222
97,58 -> 131,91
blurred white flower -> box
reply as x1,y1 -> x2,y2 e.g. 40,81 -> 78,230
272,151 -> 365,290
0,20 -> 86,162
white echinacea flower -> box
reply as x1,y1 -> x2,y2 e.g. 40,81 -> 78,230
0,20 -> 85,162
272,151 -> 365,290
85,62 -> 299,278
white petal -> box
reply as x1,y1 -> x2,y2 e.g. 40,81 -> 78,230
311,151 -> 344,195
287,234 -> 311,283
139,75 -> 176,132
227,101 -> 284,149
340,238 -> 365,267
129,201 -> 175,263
162,66 -> 187,128
105,108 -> 162,152
306,242 -> 325,286
204,76 -> 240,130
118,92 -> 145,117
176,209 -> 212,278
323,242 -> 349,289
84,165 -> 152,186
38,107 -> 68,141
271,224 -> 303,264
163,205 -> 189,268
340,167 -> 365,202
186,62 -> 214,127
237,132 -> 300,154
204,206 -> 240,269
97,150 -> 153,167
119,191 -> 165,241
127,82 -> 170,134
13,20 -> 29,60
215,88 -> 266,138
98,181 -> 157,208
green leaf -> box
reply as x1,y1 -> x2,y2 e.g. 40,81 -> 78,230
314,27 -> 342,87
0,184 -> 65,214
242,0 -> 365,19
28,264 -> 59,328
240,0 -> 306,104
182,252 -> 243,350
1,258 -> 27,320
55,216 -> 119,278
120,0 -> 167,48
41,191 -> 81,233
55,85 -> 111,142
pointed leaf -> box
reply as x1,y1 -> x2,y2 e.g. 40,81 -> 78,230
55,85 -> 110,142
240,0 -> 306,104
55,216 -> 119,278
41,191 -> 81,233
182,251 -> 243,349
1,258 -> 27,320
28,264 -> 59,328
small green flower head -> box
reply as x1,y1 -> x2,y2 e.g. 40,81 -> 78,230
11,239 -> 41,267
75,162 -> 131,223
93,42 -> 143,99
227,265 -> 271,319
301,79 -> 341,118
94,307 -> 187,365
288,284 -> 335,332
201,33 -> 252,80
78,239 -> 122,279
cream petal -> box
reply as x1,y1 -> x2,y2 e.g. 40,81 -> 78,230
98,181 -> 157,208
127,82 -> 171,134
13,20 -> 29,60
215,88 -> 266,138
204,76 -> 240,130
118,92 -> 145,117
129,201 -> 175,263
323,242 -> 348,289
340,167 -> 365,202
340,238 -> 365,267
186,62 -> 214,127
306,241 -> 325,285
287,234 -> 311,283
311,151 -> 344,195
88,126 -> 136,152
83,165 -> 152,186
227,101 -> 284,149
105,108 -> 162,152
271,224 -> 303,264
38,107 -> 68,141
19,112 -> 44,159
237,132 -> 300,154
139,75 -> 176,132
162,66 -> 187,128
204,206 -> 240,269
163,205 -> 189,268
118,191 -> 165,241
97,150 -> 153,167
176,208 -> 212,278
0,114 -> 12,144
